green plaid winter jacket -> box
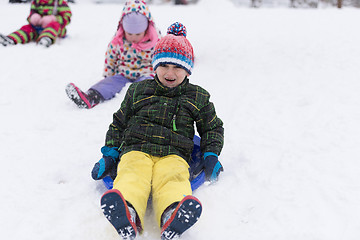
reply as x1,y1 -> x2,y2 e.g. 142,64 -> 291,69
105,76 -> 224,162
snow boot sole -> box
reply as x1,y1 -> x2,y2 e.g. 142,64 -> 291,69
101,189 -> 137,240
65,83 -> 91,109
161,195 -> 202,240
38,36 -> 52,48
0,34 -> 15,46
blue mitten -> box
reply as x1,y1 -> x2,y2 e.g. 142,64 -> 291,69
203,152 -> 224,182
91,146 -> 120,180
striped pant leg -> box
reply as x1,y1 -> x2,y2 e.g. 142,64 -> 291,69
57,26 -> 67,38
38,22 -> 61,43
8,24 -> 37,44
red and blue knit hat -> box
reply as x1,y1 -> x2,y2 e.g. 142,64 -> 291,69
152,22 -> 194,75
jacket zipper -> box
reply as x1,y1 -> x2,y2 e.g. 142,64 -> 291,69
171,98 -> 180,132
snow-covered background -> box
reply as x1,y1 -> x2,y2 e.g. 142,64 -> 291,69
1,0 -> 360,239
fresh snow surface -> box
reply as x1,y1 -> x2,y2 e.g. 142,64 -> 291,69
1,1 -> 360,239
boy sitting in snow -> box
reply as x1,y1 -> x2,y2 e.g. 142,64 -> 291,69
91,22 -> 224,240
0,0 -> 72,48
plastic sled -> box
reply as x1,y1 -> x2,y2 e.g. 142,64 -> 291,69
103,135 -> 205,191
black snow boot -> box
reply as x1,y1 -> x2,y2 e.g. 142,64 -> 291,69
0,34 -> 15,46
161,195 -> 202,240
65,83 -> 104,109
101,189 -> 141,240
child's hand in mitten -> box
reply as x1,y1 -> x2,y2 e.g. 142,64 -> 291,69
91,146 -> 120,180
29,13 -> 42,26
203,152 -> 224,182
41,15 -> 57,28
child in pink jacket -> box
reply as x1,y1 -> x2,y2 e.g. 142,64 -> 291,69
65,0 -> 161,109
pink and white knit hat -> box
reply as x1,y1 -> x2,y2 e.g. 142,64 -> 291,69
152,22 -> 194,75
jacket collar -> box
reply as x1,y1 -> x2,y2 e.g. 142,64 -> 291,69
154,75 -> 189,97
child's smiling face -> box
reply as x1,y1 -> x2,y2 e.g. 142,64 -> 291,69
124,31 -> 146,44
156,64 -> 189,88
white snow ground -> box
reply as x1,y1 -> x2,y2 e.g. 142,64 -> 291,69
1,1 -> 360,239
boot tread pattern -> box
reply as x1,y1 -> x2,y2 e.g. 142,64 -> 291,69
161,196 -> 202,240
101,190 -> 137,240
65,83 -> 91,108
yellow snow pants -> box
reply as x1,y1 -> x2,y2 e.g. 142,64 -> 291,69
112,151 -> 192,227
